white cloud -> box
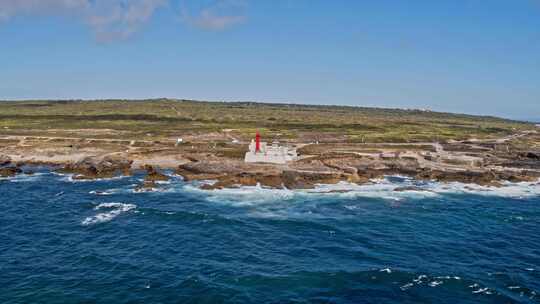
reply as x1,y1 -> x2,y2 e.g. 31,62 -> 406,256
0,0 -> 247,41
0,0 -> 167,41
0,0 -> 88,21
180,0 -> 246,31
85,0 -> 168,42
189,9 -> 245,30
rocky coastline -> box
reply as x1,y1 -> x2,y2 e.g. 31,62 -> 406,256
2,148 -> 539,191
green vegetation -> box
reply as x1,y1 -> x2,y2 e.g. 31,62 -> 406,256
0,99 -> 534,143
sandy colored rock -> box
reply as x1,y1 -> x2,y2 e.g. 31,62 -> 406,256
0,155 -> 11,166
57,156 -> 133,180
0,166 -> 22,178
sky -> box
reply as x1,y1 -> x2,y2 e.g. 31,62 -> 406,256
0,0 -> 539,120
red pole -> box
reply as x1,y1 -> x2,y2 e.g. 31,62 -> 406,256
255,131 -> 261,152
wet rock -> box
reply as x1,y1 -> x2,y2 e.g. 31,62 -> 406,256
0,166 -> 22,178
501,160 -> 540,170
137,165 -> 170,190
57,156 -> 133,180
175,155 -> 539,190
495,170 -> 538,183
394,186 -> 432,192
282,170 -> 343,189
415,169 -> 503,187
519,151 -> 540,160
0,155 -> 11,166
144,165 -> 169,182
322,189 -> 353,193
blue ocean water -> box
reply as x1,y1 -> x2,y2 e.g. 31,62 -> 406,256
1,168 -> 539,304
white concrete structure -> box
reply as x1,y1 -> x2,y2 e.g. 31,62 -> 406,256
245,140 -> 297,164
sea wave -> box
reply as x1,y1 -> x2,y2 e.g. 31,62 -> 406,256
429,180 -> 540,198
0,172 -> 46,183
89,190 -> 115,196
82,202 -> 137,226
185,177 -> 540,204
52,172 -> 129,183
230,268 -> 527,301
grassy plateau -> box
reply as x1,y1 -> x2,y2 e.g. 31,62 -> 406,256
0,99 -> 534,144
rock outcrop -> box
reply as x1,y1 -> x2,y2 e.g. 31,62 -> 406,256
135,165 -> 170,192
137,165 -> 170,190
0,155 -> 11,166
57,156 -> 133,180
173,154 -> 540,190
0,166 -> 22,178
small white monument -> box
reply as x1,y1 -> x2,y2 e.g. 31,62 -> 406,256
244,132 -> 297,164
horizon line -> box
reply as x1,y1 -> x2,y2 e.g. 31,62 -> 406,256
0,97 -> 536,123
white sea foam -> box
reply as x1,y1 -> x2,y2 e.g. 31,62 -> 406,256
400,283 -> 414,291
2,172 -> 46,183
54,172 -> 128,183
472,287 -> 490,294
89,190 -> 115,196
185,177 -> 540,206
183,183 -> 296,206
81,202 -> 137,226
169,177 -> 540,220
426,180 -> 540,198
428,281 -> 443,287
132,187 -> 166,193
413,275 -> 428,284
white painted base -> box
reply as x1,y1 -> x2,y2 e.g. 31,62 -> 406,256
244,152 -> 293,164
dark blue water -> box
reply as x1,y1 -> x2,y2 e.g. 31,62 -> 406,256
1,169 -> 539,303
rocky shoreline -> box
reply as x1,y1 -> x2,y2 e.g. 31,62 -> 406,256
3,129 -> 540,189
1,151 -> 539,190
174,156 -> 540,190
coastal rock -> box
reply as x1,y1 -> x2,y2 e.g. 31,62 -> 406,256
175,161 -> 243,181
175,164 -> 226,182
281,170 -> 343,189
0,166 -> 22,178
177,163 -> 224,182
144,165 -> 169,182
415,169 -> 503,187
495,170 -> 538,183
518,151 -> 540,160
394,186 -> 431,192
178,161 -> 243,175
138,165 -> 170,189
58,156 -> 133,180
0,155 -> 11,166
174,153 -> 539,190
200,172 -> 284,190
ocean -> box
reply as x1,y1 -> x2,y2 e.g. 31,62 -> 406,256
1,168 -> 539,303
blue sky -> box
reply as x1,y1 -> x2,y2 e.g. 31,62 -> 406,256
1,0 -> 539,120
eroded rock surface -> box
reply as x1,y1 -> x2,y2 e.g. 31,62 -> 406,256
0,155 -> 11,167
0,166 -> 22,178
174,152 -> 540,190
57,156 -> 133,180
136,165 -> 171,190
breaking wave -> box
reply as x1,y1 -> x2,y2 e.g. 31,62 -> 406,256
184,177 -> 540,205
81,202 -> 137,226
52,172 -> 129,183
0,172 -> 46,183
